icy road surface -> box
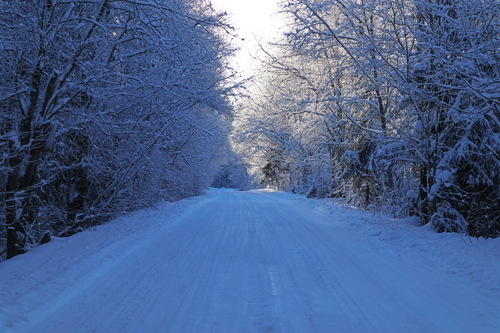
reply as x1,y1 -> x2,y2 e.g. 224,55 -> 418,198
1,189 -> 499,332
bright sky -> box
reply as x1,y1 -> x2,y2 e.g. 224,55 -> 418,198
211,0 -> 283,77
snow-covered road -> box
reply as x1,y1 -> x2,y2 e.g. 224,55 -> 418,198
1,189 -> 499,332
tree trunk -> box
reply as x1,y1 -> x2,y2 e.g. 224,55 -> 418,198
5,133 -> 24,259
417,165 -> 429,224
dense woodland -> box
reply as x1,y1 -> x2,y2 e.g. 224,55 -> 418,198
0,0 -> 237,259
1,0 -> 499,261
235,0 -> 499,237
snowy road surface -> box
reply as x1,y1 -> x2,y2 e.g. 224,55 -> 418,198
1,189 -> 499,332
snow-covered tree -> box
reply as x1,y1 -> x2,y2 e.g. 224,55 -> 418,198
238,0 -> 419,206
238,0 -> 499,236
410,0 -> 500,235
0,0 -> 235,259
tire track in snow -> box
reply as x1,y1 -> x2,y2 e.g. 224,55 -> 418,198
2,189 -> 497,333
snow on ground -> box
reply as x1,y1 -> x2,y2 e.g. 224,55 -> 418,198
290,193 -> 500,303
0,189 -> 499,333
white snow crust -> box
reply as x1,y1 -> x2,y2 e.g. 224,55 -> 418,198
0,189 -> 499,332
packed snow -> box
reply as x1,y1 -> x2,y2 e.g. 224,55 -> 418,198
0,189 -> 499,332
